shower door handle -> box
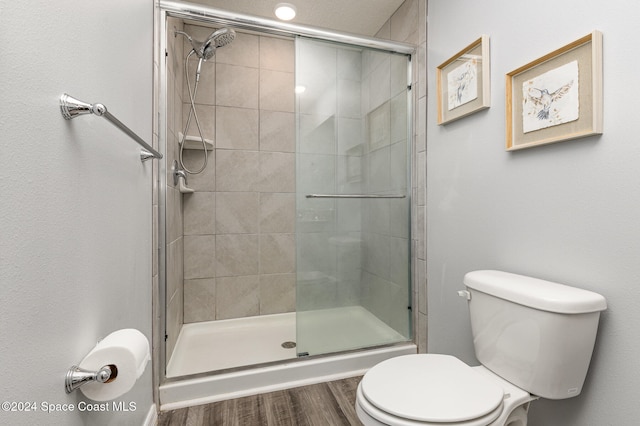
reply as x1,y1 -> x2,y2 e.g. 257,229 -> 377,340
305,194 -> 406,199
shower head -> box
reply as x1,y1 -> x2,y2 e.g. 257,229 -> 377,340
193,27 -> 236,60
175,27 -> 236,60
209,28 -> 236,48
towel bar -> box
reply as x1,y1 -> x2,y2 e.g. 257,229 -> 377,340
305,194 -> 406,199
60,93 -> 162,162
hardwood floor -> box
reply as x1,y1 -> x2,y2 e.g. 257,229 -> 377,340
158,376 -> 364,426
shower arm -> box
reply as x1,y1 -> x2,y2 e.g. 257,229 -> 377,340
59,93 -> 163,162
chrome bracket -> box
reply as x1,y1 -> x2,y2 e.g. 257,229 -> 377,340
65,364 -> 117,394
59,93 -> 162,162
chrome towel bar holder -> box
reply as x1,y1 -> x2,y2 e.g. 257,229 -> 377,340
60,93 -> 162,162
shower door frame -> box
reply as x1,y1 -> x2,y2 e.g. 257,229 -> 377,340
156,0 -> 416,386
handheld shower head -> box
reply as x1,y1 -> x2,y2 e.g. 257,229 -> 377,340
209,28 -> 236,48
198,28 -> 236,60
175,27 -> 236,61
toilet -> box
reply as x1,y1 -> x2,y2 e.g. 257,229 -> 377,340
356,270 -> 607,426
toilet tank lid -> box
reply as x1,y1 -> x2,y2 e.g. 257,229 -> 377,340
464,270 -> 607,314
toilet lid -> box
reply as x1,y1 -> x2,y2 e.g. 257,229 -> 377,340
361,354 -> 504,423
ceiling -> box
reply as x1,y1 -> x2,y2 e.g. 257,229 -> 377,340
190,0 -> 406,36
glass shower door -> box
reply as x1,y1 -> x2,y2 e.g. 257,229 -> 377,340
295,37 -> 412,357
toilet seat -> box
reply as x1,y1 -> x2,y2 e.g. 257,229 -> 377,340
357,354 -> 506,425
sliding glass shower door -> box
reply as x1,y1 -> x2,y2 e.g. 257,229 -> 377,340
295,37 -> 412,357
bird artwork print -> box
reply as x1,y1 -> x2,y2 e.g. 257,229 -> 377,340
522,60 -> 579,133
526,81 -> 574,120
447,58 -> 478,110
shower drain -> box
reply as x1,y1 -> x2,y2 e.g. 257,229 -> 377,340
281,341 -> 296,349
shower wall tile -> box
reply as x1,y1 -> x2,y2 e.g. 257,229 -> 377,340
216,150 -> 259,191
167,237 -> 184,304
167,187 -> 183,243
417,206 -> 425,260
337,79 -> 362,119
299,114 -> 336,155
216,275 -> 260,319
183,191 -> 215,236
390,140 -> 408,192
259,152 -> 295,193
183,59 -> 216,105
389,237 -> 410,286
367,101 -> 391,152
417,150 -> 426,205
165,19 -> 185,363
260,233 -> 295,274
166,286 -> 183,361
369,58 -> 392,112
259,69 -> 294,112
259,273 -> 295,314
260,37 -> 294,72
216,106 -> 259,150
368,146 -> 391,193
337,117 -> 362,155
260,193 -> 295,233
183,24 -> 217,45
215,32 -> 259,68
260,110 -> 295,152
363,232 -> 391,281
184,235 -> 216,279
182,103 -> 216,142
216,63 -> 259,109
216,234 -> 259,277
337,49 -> 362,81
390,92 -> 408,144
389,198 -> 410,238
390,0 -> 419,44
182,148 -> 216,191
167,67 -> 176,136
215,192 -> 260,234
297,153 -> 335,194
390,55 -> 407,98
184,278 -> 216,323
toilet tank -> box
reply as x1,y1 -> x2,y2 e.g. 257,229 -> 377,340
463,270 -> 607,400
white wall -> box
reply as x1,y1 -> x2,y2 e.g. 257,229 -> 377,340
427,0 -> 640,424
0,1 -> 155,425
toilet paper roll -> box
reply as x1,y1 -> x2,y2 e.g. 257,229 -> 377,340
78,329 -> 150,401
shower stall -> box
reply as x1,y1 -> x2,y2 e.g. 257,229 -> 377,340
157,0 -> 416,407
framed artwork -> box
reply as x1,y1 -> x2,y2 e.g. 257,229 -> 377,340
506,30 -> 603,151
437,35 -> 490,125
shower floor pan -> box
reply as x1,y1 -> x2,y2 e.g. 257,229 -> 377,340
161,306 -> 415,409
166,305 -> 406,377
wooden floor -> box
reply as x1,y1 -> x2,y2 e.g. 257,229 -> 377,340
158,376 -> 364,426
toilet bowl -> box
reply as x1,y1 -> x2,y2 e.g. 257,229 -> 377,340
355,270 -> 607,426
356,354 -> 536,426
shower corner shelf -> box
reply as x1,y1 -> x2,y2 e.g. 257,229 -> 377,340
178,132 -> 213,151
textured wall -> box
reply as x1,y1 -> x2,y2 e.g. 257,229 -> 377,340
0,1 -> 155,425
428,0 -> 640,423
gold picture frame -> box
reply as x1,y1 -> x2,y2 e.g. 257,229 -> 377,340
506,30 -> 603,151
437,35 -> 490,125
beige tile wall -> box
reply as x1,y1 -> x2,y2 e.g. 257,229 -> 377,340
374,0 -> 428,353
164,16 -> 186,360
179,27 -> 296,323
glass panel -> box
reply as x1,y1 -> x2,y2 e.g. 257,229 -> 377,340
295,37 -> 412,357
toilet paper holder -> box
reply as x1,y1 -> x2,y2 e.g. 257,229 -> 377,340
65,364 -> 118,394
